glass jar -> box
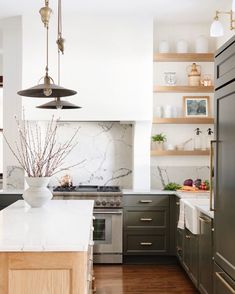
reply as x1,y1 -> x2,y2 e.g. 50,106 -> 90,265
164,72 -> 177,86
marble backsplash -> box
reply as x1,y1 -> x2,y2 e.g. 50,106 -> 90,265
151,165 -> 210,189
6,165 -> 24,190
49,121 -> 133,188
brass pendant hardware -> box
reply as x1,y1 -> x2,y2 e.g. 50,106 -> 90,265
39,0 -> 52,28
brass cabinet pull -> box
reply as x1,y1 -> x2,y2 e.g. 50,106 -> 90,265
185,235 -> 191,239
139,200 -> 152,203
140,242 -> 152,246
176,202 -> 180,206
215,272 -> 235,293
199,216 -> 211,224
140,218 -> 153,222
210,140 -> 217,212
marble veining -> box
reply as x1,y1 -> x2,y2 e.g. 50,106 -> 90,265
48,121 -> 133,188
6,166 -> 24,190
151,165 -> 210,189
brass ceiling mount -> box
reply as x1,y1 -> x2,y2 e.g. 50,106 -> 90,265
39,0 -> 52,28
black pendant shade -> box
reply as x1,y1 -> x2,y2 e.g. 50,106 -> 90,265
17,83 -> 77,98
37,98 -> 81,109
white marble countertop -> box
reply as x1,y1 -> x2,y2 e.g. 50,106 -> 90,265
0,190 -> 24,194
0,200 -> 94,252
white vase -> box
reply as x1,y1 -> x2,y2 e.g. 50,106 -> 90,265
177,39 -> 188,53
23,177 -> 52,208
154,142 -> 164,151
159,40 -> 170,53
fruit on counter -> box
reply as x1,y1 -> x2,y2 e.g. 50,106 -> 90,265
163,182 -> 182,191
199,180 -> 210,190
194,178 -> 202,188
179,186 -> 199,192
183,179 -> 193,186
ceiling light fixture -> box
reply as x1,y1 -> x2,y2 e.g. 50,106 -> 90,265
210,1 -> 235,37
18,0 -> 78,108
37,0 -> 81,109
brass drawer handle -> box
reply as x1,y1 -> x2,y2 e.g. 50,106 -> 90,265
139,200 -> 152,203
140,242 -> 152,246
140,218 -> 153,222
215,272 -> 235,293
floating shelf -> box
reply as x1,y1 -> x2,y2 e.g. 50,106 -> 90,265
153,85 -> 214,93
151,150 -> 210,156
152,117 -> 214,124
153,53 -> 214,62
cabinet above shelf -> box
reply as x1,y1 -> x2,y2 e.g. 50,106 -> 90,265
153,85 -> 214,93
151,150 -> 210,156
153,117 -> 214,124
153,53 -> 214,62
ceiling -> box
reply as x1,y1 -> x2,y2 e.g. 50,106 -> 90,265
0,0 -> 229,23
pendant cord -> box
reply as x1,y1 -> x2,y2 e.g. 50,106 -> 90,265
46,25 -> 49,75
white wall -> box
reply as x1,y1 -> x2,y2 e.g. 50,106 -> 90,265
22,14 -> 153,122
0,17 -> 23,189
214,0 -> 235,49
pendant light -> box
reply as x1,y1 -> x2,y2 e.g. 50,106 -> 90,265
37,0 -> 81,109
18,0 -> 77,101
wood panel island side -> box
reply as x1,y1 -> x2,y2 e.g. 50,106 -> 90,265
0,200 -> 94,294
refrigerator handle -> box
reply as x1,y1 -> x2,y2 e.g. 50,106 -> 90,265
210,140 -> 217,212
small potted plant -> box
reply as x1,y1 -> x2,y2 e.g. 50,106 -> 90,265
152,133 -> 166,151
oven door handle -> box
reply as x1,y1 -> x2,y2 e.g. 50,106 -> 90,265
94,211 -> 122,215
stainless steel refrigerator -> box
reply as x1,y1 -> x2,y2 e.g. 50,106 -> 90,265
213,35 -> 235,293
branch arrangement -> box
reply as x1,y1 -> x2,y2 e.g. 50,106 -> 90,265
4,115 -> 81,177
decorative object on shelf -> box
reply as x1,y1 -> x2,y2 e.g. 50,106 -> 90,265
183,96 -> 210,117
175,138 -> 193,151
17,0 -> 79,109
206,128 -> 214,149
195,35 -> 209,53
155,105 -> 163,118
164,105 -> 173,118
3,115 -> 80,207
187,63 -> 201,86
164,72 -> 177,86
201,74 -> 213,87
166,143 -> 175,151
210,3 -> 235,37
159,40 -> 170,53
176,39 -> 188,53
194,127 -> 202,150
151,133 -> 166,151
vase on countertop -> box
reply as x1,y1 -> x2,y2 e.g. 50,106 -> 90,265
23,177 -> 52,208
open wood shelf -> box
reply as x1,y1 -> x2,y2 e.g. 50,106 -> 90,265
151,150 -> 210,156
153,85 -> 214,93
153,53 -> 214,62
153,117 -> 214,124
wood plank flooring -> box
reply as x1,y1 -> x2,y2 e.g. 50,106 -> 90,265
94,264 -> 198,294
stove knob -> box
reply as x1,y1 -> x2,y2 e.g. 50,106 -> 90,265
95,200 -> 101,206
110,200 -> 115,206
116,200 -> 121,206
102,200 -> 107,206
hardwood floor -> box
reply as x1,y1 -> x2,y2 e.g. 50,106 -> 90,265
94,264 -> 198,294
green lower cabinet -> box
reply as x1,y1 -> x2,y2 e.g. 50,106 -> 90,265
183,229 -> 199,287
198,213 -> 213,294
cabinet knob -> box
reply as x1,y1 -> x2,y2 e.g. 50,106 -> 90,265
176,202 -> 180,206
185,235 -> 191,239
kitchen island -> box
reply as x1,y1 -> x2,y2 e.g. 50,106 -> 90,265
0,200 -> 94,294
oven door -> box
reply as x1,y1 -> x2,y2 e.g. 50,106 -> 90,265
93,209 -> 122,254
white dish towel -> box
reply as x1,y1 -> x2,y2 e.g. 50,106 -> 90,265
177,199 -> 185,229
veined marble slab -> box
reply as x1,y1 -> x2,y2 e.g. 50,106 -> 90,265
0,200 -> 94,252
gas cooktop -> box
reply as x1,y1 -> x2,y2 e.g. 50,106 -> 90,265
53,185 -> 121,193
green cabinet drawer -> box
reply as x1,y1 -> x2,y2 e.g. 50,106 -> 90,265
124,231 -> 167,254
123,195 -> 169,207
124,208 -> 168,229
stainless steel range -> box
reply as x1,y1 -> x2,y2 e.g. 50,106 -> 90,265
53,185 -> 123,264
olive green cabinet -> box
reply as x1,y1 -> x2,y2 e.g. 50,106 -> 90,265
182,228 -> 199,287
0,194 -> 23,210
123,194 -> 174,256
198,213 -> 213,294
